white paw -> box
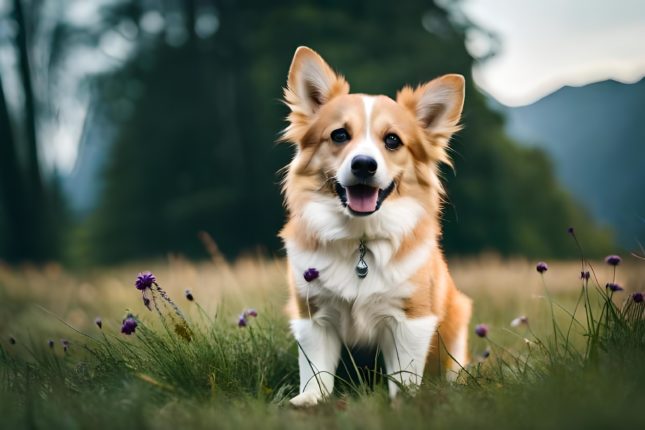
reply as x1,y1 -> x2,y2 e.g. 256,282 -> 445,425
289,391 -> 322,408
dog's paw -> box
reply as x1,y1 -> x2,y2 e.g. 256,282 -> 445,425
289,391 -> 322,408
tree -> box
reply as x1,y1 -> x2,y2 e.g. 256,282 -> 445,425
0,0 -> 65,262
81,0 -> 611,262
0,72 -> 28,259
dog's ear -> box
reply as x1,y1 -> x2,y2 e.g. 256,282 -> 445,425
398,74 -> 465,132
285,46 -> 349,116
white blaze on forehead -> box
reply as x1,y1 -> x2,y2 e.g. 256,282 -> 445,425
362,95 -> 375,139
337,96 -> 390,188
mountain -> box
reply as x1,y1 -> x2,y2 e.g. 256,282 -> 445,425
501,77 -> 645,249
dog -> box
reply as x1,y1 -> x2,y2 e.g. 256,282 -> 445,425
280,46 -> 472,407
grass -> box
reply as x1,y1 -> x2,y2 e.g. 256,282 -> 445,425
1,248 -> 645,429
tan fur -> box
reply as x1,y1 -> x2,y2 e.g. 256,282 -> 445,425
280,46 -> 471,378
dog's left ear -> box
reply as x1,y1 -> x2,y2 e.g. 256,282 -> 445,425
285,46 -> 349,117
398,74 -> 465,132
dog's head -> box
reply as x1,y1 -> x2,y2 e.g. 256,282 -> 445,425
282,46 -> 464,224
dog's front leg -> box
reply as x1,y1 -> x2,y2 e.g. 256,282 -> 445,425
380,316 -> 438,399
289,319 -> 341,407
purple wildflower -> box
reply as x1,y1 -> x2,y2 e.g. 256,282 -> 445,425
95,317 -> 103,329
606,283 -> 623,293
475,323 -> 489,338
121,315 -> 138,335
536,262 -> 548,274
185,289 -> 194,301
632,292 -> 644,303
482,349 -> 491,359
303,268 -> 320,282
567,227 -> 575,235
136,272 -> 157,312
580,271 -> 590,280
238,315 -> 248,327
135,271 -> 157,290
61,339 -> 70,352
48,339 -> 54,349
238,308 -> 258,327
605,255 -> 622,266
9,336 -> 16,345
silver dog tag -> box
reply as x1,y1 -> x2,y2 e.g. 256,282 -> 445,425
356,240 -> 368,278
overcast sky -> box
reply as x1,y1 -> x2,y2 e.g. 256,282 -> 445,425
461,0 -> 645,106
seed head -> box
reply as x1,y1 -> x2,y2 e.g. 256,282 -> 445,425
61,339 -> 70,352
135,271 -> 157,290
605,255 -> 622,266
95,317 -> 102,329
632,292 -> 644,303
121,315 -> 138,335
567,227 -> 575,235
580,271 -> 590,280
9,336 -> 16,345
303,268 -> 320,282
510,316 -> 529,328
475,323 -> 489,338
185,289 -> 194,301
536,262 -> 548,274
481,349 -> 490,359
48,339 -> 54,349
606,283 -> 623,292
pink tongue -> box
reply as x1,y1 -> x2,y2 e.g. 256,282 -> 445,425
346,185 -> 379,213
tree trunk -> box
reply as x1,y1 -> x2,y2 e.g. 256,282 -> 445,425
0,72 -> 29,261
14,0 -> 43,198
185,0 -> 197,43
13,0 -> 48,261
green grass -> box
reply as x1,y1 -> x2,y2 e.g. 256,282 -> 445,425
1,254 -> 644,429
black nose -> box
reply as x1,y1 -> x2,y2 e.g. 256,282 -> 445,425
351,155 -> 377,179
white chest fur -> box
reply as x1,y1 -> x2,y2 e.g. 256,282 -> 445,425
286,195 -> 433,345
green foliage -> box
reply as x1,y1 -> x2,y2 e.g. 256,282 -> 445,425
80,0 -> 613,263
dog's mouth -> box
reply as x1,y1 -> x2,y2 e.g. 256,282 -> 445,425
334,181 -> 395,216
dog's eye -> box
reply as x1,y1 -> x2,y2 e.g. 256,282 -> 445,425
384,133 -> 402,150
330,128 -> 351,144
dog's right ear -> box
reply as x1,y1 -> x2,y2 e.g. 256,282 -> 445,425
285,46 -> 349,117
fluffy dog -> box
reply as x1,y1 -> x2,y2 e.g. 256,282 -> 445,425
280,46 -> 472,407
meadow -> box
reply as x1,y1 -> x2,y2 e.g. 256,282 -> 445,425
2,244 -> 645,429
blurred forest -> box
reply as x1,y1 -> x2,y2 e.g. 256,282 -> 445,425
0,0 -> 613,265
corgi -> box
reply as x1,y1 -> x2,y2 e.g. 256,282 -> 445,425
280,46 -> 472,407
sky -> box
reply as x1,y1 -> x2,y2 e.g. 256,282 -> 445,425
460,0 -> 645,106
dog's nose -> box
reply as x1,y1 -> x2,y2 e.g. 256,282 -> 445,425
351,155 -> 377,179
